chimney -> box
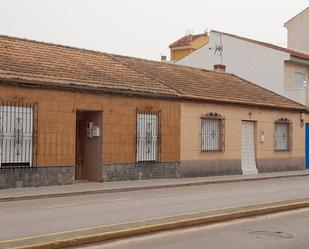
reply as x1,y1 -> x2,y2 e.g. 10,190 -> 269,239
214,64 -> 226,73
161,55 -> 167,62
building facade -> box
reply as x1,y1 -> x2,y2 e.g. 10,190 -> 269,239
0,84 -> 181,188
284,7 -> 309,54
171,30 -> 309,106
180,102 -> 305,177
0,35 -> 307,189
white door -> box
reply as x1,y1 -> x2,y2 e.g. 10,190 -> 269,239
0,105 -> 33,167
137,113 -> 158,162
241,121 -> 258,174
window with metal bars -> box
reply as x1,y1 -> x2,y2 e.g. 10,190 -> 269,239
201,113 -> 224,152
0,99 -> 37,169
136,109 -> 160,163
275,118 -> 292,151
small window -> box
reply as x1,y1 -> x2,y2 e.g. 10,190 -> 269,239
201,113 -> 224,152
294,72 -> 306,88
275,118 -> 292,151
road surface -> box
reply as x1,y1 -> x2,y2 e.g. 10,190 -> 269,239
1,176 -> 309,241
75,208 -> 309,249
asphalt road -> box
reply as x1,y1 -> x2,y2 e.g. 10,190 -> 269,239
1,176 -> 309,241
76,208 -> 309,249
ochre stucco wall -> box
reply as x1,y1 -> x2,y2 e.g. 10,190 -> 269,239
170,35 -> 209,61
171,48 -> 193,61
180,101 -> 306,161
0,84 -> 181,167
191,35 -> 209,50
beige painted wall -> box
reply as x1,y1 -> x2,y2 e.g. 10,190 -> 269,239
284,61 -> 309,105
285,7 -> 309,54
285,61 -> 309,88
180,101 -> 306,161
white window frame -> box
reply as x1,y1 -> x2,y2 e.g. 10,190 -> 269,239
294,71 -> 306,89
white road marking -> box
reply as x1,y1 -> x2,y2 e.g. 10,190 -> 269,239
46,203 -> 78,209
105,198 -> 132,202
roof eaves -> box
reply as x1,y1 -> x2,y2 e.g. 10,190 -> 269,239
181,94 -> 306,112
0,78 -> 180,100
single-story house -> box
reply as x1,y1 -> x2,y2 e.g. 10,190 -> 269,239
0,35 -> 307,189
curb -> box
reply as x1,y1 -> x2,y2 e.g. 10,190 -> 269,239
1,173 -> 309,203
2,197 -> 309,249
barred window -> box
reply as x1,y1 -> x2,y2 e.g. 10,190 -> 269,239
275,118 -> 292,151
136,109 -> 160,163
201,113 -> 224,152
0,99 -> 37,169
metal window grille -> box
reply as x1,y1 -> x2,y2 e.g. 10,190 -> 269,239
201,113 -> 225,152
136,109 -> 160,163
0,99 -> 37,170
275,118 -> 292,151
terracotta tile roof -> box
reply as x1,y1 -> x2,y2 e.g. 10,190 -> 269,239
0,35 -> 305,111
0,35 -> 177,97
212,30 -> 309,61
114,54 -> 305,110
169,34 -> 206,48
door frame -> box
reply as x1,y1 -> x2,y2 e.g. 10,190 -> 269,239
306,123 -> 309,169
75,109 -> 103,181
241,120 -> 258,174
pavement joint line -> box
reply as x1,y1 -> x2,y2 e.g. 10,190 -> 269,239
1,173 -> 309,203
2,197 -> 309,249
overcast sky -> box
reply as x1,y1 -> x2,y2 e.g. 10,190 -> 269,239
1,0 -> 308,60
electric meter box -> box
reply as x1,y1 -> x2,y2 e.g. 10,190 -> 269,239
92,126 -> 100,137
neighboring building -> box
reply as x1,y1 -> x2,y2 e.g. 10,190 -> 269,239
0,35 -> 307,189
169,33 -> 209,61
171,30 -> 309,106
285,7 -> 309,54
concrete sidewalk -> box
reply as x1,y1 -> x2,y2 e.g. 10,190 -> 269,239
1,170 -> 309,202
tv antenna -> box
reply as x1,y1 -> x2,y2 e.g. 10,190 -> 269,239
209,33 -> 223,64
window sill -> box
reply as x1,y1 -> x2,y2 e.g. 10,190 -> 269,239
200,150 -> 224,153
274,150 -> 291,152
